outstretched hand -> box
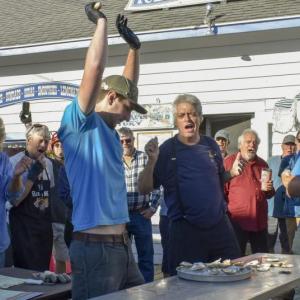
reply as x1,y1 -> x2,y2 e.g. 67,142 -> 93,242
230,152 -> 246,177
116,14 -> 141,49
85,2 -> 106,24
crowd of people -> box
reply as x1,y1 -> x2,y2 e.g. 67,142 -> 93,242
1,2 -> 300,300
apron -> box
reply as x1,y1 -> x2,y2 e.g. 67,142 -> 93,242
10,167 -> 53,271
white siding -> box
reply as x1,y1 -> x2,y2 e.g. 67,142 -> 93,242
1,39 -> 300,159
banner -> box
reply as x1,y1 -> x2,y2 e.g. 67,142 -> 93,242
0,82 -> 79,107
125,0 -> 222,11
120,103 -> 174,129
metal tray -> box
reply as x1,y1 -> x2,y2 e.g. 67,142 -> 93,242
176,267 -> 252,282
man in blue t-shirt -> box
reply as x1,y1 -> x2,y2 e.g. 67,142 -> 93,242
138,94 -> 243,275
58,4 -> 145,299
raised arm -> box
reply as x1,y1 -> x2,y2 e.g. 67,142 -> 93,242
116,14 -> 140,85
78,2 -> 108,115
138,137 -> 159,194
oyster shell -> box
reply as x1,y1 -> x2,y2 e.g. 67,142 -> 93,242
179,261 -> 193,267
222,266 -> 240,274
245,259 -> 259,266
257,263 -> 271,272
190,262 -> 206,271
206,258 -> 222,268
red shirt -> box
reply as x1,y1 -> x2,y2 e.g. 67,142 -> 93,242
224,153 -> 275,232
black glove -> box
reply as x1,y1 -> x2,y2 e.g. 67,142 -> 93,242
116,14 -> 141,50
27,161 -> 44,182
19,111 -> 32,125
85,2 -> 106,24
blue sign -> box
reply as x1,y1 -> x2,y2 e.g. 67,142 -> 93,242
0,82 -> 79,108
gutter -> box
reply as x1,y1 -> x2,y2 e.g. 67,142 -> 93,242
1,15 -> 300,57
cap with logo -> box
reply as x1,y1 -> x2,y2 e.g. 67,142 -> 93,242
101,75 -> 147,114
214,129 -> 230,142
282,134 -> 295,144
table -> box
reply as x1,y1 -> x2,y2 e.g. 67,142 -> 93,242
0,267 -> 71,300
94,253 -> 300,300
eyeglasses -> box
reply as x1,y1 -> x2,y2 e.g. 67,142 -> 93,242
120,138 -> 132,144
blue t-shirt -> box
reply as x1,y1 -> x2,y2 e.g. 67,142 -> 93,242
153,135 -> 225,228
267,155 -> 282,217
277,152 -> 300,217
58,98 -> 129,231
292,152 -> 300,176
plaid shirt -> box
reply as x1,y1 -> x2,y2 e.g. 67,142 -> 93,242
123,149 -> 161,212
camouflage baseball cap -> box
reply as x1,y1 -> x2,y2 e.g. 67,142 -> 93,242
101,75 -> 147,114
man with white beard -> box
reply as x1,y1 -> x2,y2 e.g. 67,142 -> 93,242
224,129 -> 274,255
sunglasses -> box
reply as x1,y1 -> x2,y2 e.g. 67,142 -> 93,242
120,138 -> 132,144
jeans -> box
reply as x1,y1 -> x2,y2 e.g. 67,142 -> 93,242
0,251 -> 5,268
70,238 -> 144,300
127,212 -> 154,282
168,214 -> 241,276
268,217 -> 291,254
159,215 -> 170,275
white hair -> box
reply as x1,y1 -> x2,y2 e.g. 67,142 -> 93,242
173,94 -> 203,121
238,128 -> 261,148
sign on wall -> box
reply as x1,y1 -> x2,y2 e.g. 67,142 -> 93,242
0,82 -> 79,108
120,103 -> 174,129
125,0 -> 223,11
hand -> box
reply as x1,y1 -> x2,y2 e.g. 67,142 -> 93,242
13,156 -> 33,177
27,160 -> 44,182
282,170 -> 293,189
116,14 -> 141,49
19,111 -> 32,125
145,137 -> 159,163
263,180 -> 273,192
141,208 -> 155,219
85,2 -> 106,24
230,152 -> 246,177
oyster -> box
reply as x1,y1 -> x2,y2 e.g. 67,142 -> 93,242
206,258 -> 222,268
245,260 -> 259,266
281,263 -> 294,268
190,262 -> 206,271
179,261 -> 193,268
257,263 -> 271,272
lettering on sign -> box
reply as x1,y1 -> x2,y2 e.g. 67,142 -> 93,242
125,0 -> 223,11
120,103 -> 174,129
0,82 -> 79,108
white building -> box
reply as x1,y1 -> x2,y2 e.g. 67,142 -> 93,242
1,0 -> 300,158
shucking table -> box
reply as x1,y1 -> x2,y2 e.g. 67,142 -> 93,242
93,253 -> 300,300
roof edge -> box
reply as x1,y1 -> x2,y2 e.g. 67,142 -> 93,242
1,15 -> 300,57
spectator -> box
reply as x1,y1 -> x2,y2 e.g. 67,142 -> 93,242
9,123 -> 55,271
224,129 -> 274,255
278,131 -> 300,252
0,117 -> 31,267
118,127 -> 161,282
215,129 -> 230,158
49,132 -> 69,273
58,4 -> 144,299
138,94 -> 242,276
267,134 -> 296,253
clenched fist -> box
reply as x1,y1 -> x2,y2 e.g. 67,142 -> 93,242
85,2 -> 106,24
